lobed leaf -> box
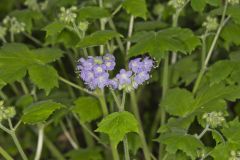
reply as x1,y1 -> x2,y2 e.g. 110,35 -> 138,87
77,30 -> 121,48
129,28 -> 200,59
157,133 -> 204,159
96,111 -> 139,148
72,97 -> 102,123
28,64 -> 59,95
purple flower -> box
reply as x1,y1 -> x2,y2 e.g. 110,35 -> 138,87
78,57 -> 94,71
116,69 -> 132,85
108,78 -> 118,89
104,61 -> 116,71
142,57 -> 154,72
93,65 -> 106,75
94,73 -> 109,89
134,71 -> 150,85
129,58 -> 143,73
103,54 -> 115,62
80,70 -> 95,82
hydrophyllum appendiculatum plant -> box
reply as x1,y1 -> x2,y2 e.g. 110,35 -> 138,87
0,0 -> 240,159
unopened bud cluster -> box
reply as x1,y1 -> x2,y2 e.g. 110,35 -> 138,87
24,0 -> 48,11
202,111 -> 225,128
0,26 -> 7,39
228,0 -> 239,5
168,0 -> 186,9
3,16 -> 25,34
59,6 -> 77,24
0,101 -> 16,122
229,150 -> 240,160
78,21 -> 89,32
203,16 -> 218,31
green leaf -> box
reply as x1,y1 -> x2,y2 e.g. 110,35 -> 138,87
22,100 -> 65,124
206,60 -> 235,85
122,0 -> 148,19
221,22 -> 240,47
28,64 -> 59,95
0,79 -> 6,89
129,28 -> 200,59
206,0 -> 221,6
77,6 -> 110,21
211,142 -> 239,160
157,133 -> 203,159
161,88 -> 195,116
16,94 -> 34,109
194,84 -> 240,108
171,55 -> 199,85
222,119 -> 240,144
191,0 -> 206,12
96,111 -> 139,148
72,97 -> 102,123
66,147 -> 103,160
134,21 -> 167,31
77,30 -> 121,48
0,43 -> 62,84
32,47 -> 64,63
43,21 -> 66,37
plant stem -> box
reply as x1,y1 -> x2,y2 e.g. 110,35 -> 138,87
23,32 -> 43,47
97,90 -> 120,160
123,137 -> 130,160
82,123 -> 95,147
0,90 -> 8,100
10,83 -> 20,96
11,132 -> 28,160
44,136 -> 65,160
97,89 -> 109,116
126,15 -> 134,55
60,121 -> 79,149
98,0 -> 105,55
7,119 -> 28,160
0,145 -> 14,160
59,76 -> 96,96
34,125 -> 44,160
73,114 -> 109,149
120,91 -> 126,112
130,92 -> 151,160
196,125 -> 210,139
20,80 -> 29,95
201,30 -> 209,68
193,1 -> 229,94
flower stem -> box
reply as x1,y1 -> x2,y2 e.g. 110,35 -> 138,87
98,90 -> 120,160
196,125 -> 210,139
126,15 -> 134,55
20,80 -> 29,95
11,132 -> 28,160
123,136 -> 130,160
44,135 -> 65,160
34,125 -> 44,160
59,76 -> 96,96
130,91 -> 151,160
0,145 -> 14,160
193,1 -> 229,94
60,121 -> 79,149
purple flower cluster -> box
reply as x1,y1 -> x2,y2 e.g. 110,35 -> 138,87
77,54 -> 154,91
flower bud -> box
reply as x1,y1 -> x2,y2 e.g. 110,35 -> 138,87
24,0 -> 39,11
3,16 -> 25,34
59,6 -> 78,24
229,150 -> 240,160
202,111 -> 225,128
203,16 -> 218,31
168,0 -> 186,9
228,0 -> 239,5
153,3 -> 164,16
78,21 -> 89,31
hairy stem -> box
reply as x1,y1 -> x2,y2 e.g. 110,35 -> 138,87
196,125 -> 210,139
126,15 -> 134,55
60,121 -> 79,149
34,125 -> 44,160
0,145 -> 14,160
20,80 -> 29,95
59,76 -> 96,96
193,1 -> 230,94
130,91 -> 151,160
